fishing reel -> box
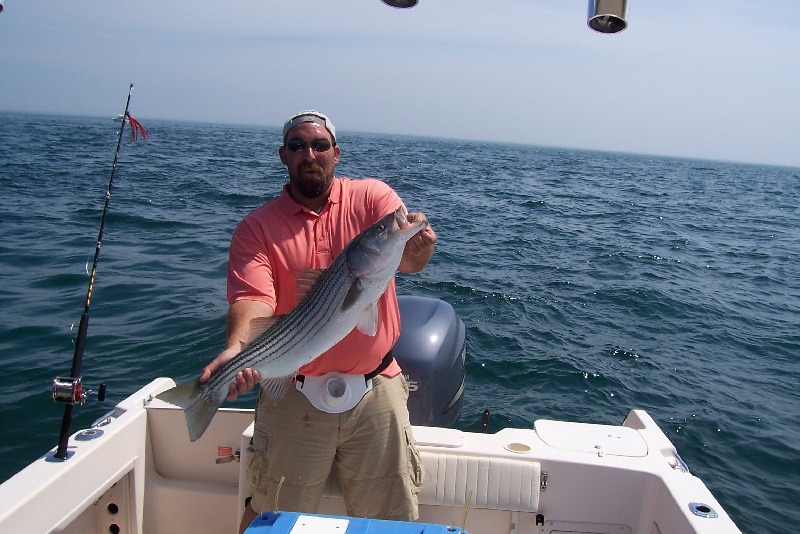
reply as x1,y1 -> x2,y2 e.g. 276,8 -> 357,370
52,377 -> 106,406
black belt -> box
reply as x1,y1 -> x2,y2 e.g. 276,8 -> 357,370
296,351 -> 394,385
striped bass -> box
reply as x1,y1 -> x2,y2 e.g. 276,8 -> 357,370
156,207 -> 427,441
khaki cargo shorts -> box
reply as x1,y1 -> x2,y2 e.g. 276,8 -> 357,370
247,374 -> 423,521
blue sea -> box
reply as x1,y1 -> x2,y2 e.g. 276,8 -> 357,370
1,113 -> 798,533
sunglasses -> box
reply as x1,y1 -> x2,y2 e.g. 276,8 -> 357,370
285,138 -> 334,153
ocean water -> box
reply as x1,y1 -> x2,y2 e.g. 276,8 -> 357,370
1,113 -> 798,533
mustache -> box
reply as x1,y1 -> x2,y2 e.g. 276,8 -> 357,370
302,163 -> 324,175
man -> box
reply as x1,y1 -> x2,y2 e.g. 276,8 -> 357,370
199,111 -> 437,532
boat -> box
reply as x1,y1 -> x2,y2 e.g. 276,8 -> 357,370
0,4 -> 744,529
0,295 -> 740,533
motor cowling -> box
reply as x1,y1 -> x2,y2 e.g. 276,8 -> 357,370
394,296 -> 465,427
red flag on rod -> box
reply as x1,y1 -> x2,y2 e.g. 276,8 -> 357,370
125,113 -> 148,142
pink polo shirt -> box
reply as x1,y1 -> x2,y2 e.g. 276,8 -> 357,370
227,177 -> 404,377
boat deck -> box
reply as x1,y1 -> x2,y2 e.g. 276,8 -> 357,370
0,378 -> 740,533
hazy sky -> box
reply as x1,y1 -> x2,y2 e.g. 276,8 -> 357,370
1,1 -> 798,167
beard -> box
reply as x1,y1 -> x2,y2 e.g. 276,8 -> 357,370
290,162 -> 332,199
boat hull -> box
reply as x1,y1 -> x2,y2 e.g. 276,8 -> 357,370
0,377 -> 740,533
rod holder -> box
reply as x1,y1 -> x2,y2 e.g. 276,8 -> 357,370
588,0 -> 629,34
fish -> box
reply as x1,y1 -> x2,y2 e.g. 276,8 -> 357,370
155,207 -> 427,441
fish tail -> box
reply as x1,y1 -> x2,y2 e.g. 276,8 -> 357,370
155,380 -> 223,442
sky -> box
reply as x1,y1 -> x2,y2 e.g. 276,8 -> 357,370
1,0 -> 799,168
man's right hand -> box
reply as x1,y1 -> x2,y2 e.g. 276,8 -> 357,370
200,347 -> 261,402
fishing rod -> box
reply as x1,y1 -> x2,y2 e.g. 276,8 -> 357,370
52,83 -> 146,460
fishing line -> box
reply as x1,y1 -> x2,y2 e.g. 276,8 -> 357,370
52,83 -> 146,460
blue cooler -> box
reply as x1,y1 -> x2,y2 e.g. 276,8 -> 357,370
244,511 -> 467,533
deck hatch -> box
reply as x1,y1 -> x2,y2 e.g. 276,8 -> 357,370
534,420 -> 647,457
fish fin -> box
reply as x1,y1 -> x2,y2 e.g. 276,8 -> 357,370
247,316 -> 280,343
355,301 -> 379,336
341,280 -> 364,312
296,268 -> 325,300
260,374 -> 294,401
155,380 -> 223,442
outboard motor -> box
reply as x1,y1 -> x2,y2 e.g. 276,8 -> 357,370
394,296 -> 465,427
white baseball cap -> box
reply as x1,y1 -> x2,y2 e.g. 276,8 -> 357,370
282,110 -> 336,144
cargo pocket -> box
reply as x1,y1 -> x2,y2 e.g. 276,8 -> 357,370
247,426 -> 270,492
404,424 -> 423,494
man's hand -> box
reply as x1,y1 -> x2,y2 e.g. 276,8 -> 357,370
200,347 -> 261,402
400,211 -> 437,273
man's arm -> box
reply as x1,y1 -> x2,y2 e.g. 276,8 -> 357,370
200,299 -> 273,401
399,211 -> 437,274
224,299 -> 275,351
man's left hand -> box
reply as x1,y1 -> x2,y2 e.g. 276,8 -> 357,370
400,211 -> 436,273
